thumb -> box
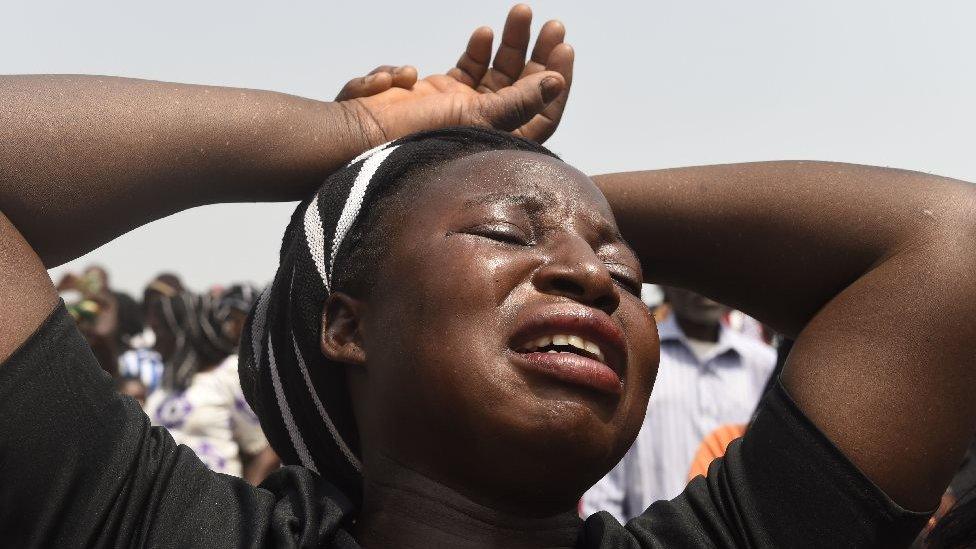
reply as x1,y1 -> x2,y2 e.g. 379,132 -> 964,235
476,71 -> 565,133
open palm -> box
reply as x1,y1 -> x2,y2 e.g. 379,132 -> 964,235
336,4 -> 574,146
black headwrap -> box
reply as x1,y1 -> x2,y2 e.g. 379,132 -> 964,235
158,284 -> 259,392
239,126 -> 558,504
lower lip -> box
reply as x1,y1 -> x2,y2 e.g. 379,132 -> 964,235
509,351 -> 622,395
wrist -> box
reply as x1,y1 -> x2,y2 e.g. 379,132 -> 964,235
224,97 -> 382,203
333,99 -> 390,153
267,99 -> 388,199
203,93 -> 391,203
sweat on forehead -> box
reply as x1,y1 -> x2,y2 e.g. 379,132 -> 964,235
438,149 -> 584,188
425,150 -> 618,228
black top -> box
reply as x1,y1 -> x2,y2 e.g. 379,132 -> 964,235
0,304 -> 929,548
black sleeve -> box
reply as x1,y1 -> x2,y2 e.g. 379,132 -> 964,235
0,303 -> 357,548
579,378 -> 931,548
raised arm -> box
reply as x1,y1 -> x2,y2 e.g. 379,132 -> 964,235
0,5 -> 572,363
0,74 -> 388,267
595,162 -> 976,510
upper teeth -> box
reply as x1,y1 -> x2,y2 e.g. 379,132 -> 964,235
522,334 -> 606,363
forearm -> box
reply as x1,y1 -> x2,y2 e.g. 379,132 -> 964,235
0,75 -> 370,266
595,161 -> 975,336
597,161 -> 976,508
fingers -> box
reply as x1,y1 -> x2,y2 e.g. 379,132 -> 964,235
522,19 -> 566,78
335,65 -> 417,101
336,72 -> 391,102
447,26 -> 493,88
370,65 -> 417,90
514,43 -> 574,143
477,70 -> 565,134
368,65 -> 398,76
390,65 -> 418,89
480,4 -> 533,91
548,43 -> 574,90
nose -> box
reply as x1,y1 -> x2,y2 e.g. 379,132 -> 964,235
531,236 -> 620,315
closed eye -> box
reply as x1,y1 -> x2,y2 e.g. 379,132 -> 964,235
467,222 -> 532,246
605,262 -> 642,296
612,275 -> 642,297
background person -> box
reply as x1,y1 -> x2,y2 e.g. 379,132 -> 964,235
118,273 -> 186,395
582,287 -> 776,521
118,275 -> 181,395
56,265 -> 141,376
144,284 -> 278,483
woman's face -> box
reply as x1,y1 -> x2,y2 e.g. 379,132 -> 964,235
345,150 -> 659,515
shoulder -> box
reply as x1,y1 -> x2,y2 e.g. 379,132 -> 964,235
214,355 -> 239,376
597,383 -> 930,548
210,355 -> 243,389
192,355 -> 245,403
190,355 -> 237,385
2,302 -> 90,376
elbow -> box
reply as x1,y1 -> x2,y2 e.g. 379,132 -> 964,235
909,179 -> 976,246
919,184 -> 976,280
945,184 -> 976,244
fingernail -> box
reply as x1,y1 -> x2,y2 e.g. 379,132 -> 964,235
540,77 -> 562,102
364,74 -> 376,83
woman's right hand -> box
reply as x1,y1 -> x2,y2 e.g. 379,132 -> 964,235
334,4 -> 574,146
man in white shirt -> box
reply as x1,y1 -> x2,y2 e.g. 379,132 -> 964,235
582,287 -> 776,522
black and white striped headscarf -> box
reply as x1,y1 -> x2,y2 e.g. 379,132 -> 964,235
217,283 -> 260,323
239,126 -> 558,504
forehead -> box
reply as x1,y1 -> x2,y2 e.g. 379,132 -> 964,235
419,149 -> 615,222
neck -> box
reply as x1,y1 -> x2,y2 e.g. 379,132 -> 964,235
675,316 -> 721,342
354,455 -> 582,549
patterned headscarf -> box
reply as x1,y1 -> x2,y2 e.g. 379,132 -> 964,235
158,284 -> 259,392
238,126 -> 558,504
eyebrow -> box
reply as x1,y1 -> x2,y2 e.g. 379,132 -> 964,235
463,190 -> 631,250
461,192 -> 546,212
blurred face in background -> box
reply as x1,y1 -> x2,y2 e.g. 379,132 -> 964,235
223,309 -> 249,348
665,287 -> 729,327
82,265 -> 110,294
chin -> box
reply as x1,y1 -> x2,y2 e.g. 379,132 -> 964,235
499,396 -> 628,482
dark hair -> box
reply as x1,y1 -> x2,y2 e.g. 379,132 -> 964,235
239,126 -> 559,506
156,285 -> 259,392
113,291 -> 144,348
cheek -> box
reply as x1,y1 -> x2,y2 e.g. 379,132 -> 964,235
365,235 -> 535,418
614,298 -> 660,442
364,232 -> 660,477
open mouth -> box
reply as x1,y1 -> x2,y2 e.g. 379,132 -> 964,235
508,307 -> 627,396
518,334 -> 607,364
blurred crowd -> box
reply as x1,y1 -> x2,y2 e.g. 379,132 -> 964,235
57,266 -> 280,486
